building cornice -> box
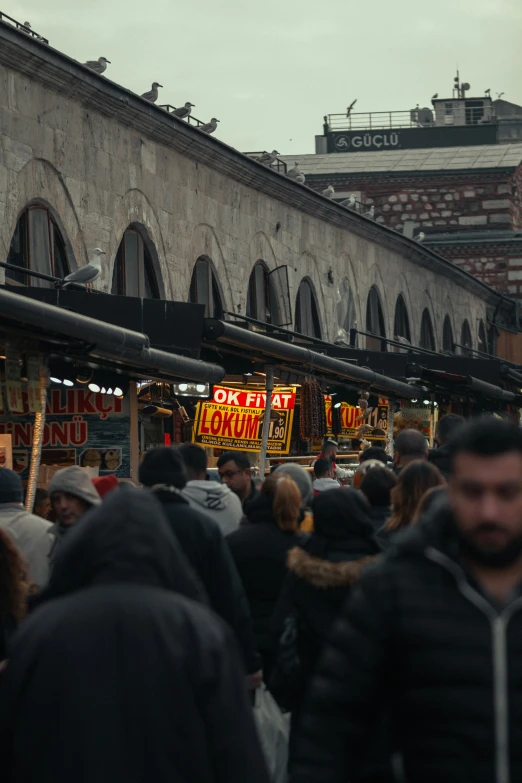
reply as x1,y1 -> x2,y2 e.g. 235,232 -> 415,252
0,22 -> 506,309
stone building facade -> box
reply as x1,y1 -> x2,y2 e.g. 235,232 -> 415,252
0,22 -> 510,358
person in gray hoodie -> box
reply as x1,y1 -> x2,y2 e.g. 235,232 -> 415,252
0,468 -> 53,588
49,465 -> 101,562
178,444 -> 243,535
312,458 -> 340,495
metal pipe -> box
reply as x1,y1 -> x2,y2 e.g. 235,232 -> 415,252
466,376 -> 514,401
258,365 -> 275,476
139,347 -> 225,384
204,319 -> 419,399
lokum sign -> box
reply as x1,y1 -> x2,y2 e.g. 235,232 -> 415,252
193,385 -> 296,454
0,387 -> 130,477
325,397 -> 389,439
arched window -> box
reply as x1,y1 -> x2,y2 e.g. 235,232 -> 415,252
460,320 -> 473,357
247,262 -> 272,323
295,280 -> 321,338
478,320 -> 487,354
366,286 -> 386,351
442,316 -> 454,353
420,309 -> 435,351
189,257 -> 222,317
6,205 -> 69,286
112,228 -> 159,298
393,295 -> 411,343
336,278 -> 357,338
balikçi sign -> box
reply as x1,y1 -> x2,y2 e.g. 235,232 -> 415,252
193,385 -> 296,454
0,387 -> 130,477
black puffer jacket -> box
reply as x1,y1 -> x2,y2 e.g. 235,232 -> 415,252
292,499 -> 522,783
152,487 -> 261,674
0,488 -> 269,783
428,443 -> 452,478
227,492 -> 300,678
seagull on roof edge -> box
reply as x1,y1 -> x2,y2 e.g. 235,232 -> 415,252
59,248 -> 105,290
141,83 -> 163,102
322,185 -> 335,198
173,102 -> 195,119
256,150 -> 280,166
198,118 -> 220,134
83,57 -> 111,74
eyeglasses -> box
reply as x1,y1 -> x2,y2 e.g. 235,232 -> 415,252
218,469 -> 243,480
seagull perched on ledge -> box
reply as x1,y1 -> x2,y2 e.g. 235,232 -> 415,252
295,172 -> 306,184
172,102 -> 195,118
141,82 -> 163,103
83,57 -> 111,74
365,205 -> 375,219
256,150 -> 280,166
286,161 -> 302,179
340,194 -> 357,208
322,185 -> 335,199
198,118 -> 220,134
59,248 -> 105,290
416,232 -> 426,242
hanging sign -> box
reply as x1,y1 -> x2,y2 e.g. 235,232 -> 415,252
5,342 -> 24,414
325,396 -> 389,439
193,385 -> 296,454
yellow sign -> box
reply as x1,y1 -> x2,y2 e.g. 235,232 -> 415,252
193,385 -> 296,454
325,396 -> 389,439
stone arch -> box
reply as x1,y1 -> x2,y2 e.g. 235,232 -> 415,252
460,318 -> 474,356
366,284 -> 387,351
111,222 -> 165,299
337,252 -> 363,337
188,254 -> 225,319
364,264 -> 390,336
295,251 -> 328,338
442,314 -> 455,352
248,231 -> 279,271
295,276 -> 323,339
393,294 -> 412,343
1,158 -> 82,282
188,223 -> 234,313
414,288 -> 438,350
419,308 -> 436,351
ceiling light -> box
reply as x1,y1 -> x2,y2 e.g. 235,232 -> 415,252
63,379 -> 74,387
114,387 -> 124,398
334,401 -> 342,409
411,399 -> 418,403
88,383 -> 101,393
50,377 -> 62,384
196,384 -> 206,393
100,387 -> 107,394
106,388 -> 113,395
423,399 -> 430,405
178,383 -> 188,392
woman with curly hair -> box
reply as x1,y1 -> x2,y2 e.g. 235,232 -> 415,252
0,529 -> 28,662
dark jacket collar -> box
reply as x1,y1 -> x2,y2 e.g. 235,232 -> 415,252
384,496 -> 460,560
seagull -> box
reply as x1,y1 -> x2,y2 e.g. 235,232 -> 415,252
60,248 -> 106,290
198,118 -> 220,134
431,93 -> 438,100
256,150 -> 280,166
346,99 -> 357,117
416,232 -> 426,242
21,21 -> 32,32
340,194 -> 357,208
496,92 -> 505,100
173,102 -> 195,119
322,185 -> 335,198
365,205 -> 375,219
485,88 -> 491,96
295,172 -> 306,184
83,57 -> 111,74
286,162 -> 302,179
141,83 -> 163,103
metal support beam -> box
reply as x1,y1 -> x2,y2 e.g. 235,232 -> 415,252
258,365 -> 275,475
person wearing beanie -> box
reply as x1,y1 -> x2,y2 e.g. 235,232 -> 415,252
0,467 -> 54,588
139,447 -> 262,688
49,466 -> 102,563
92,474 -> 119,499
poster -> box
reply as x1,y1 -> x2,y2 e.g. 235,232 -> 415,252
325,397 -> 389,439
0,387 -> 131,477
193,385 -> 296,454
0,434 -> 13,470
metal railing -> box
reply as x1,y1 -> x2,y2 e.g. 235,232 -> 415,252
243,153 -> 288,175
325,110 -> 429,132
0,11 -> 49,43
157,106 -> 207,128
0,261 -> 98,292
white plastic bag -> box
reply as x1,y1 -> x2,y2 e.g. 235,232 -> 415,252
253,685 -> 290,783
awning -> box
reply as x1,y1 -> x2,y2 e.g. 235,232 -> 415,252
405,365 -> 515,402
204,319 -> 419,399
0,287 -> 225,384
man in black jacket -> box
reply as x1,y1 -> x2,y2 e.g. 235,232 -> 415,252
428,412 -> 465,479
139,447 -> 262,687
292,419 -> 522,783
0,488 -> 269,783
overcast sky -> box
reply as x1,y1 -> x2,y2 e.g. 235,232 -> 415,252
8,0 -> 522,154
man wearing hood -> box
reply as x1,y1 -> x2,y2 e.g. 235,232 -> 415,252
49,465 -> 101,563
429,413 -> 464,479
292,419 -> 522,783
178,443 -> 242,535
139,447 -> 262,687
0,488 -> 270,783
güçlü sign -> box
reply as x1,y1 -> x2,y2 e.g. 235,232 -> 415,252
192,385 -> 296,454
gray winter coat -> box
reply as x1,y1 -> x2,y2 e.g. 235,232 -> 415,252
0,504 -> 53,587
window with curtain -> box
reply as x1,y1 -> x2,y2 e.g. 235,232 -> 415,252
111,228 -> 159,298
189,257 -> 223,317
6,205 -> 69,287
295,279 -> 321,338
478,320 -> 488,354
442,315 -> 454,353
366,286 -> 386,351
336,278 -> 357,337
460,320 -> 473,357
247,262 -> 272,323
420,309 -> 435,351
393,295 -> 411,343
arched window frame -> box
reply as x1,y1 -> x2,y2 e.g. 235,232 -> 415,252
366,286 -> 387,351
295,279 -> 321,339
336,277 -> 357,337
111,227 -> 159,298
393,295 -> 411,343
189,257 -> 223,318
460,320 -> 473,357
246,261 -> 272,323
6,204 -> 69,286
419,308 -> 436,351
442,315 -> 454,353
478,320 -> 488,355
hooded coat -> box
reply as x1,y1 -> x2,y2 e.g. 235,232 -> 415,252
428,443 -> 452,479
0,488 -> 270,783
291,498 -> 522,783
182,480 -> 243,535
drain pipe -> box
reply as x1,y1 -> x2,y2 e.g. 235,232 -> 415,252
258,365 -> 275,476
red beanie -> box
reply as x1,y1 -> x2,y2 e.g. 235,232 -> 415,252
92,474 -> 119,499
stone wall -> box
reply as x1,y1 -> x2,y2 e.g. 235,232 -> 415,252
0,29 -> 502,357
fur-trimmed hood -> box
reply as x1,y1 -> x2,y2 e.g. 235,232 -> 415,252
287,546 -> 376,589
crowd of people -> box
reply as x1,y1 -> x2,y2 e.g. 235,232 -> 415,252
1,412 -> 522,783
